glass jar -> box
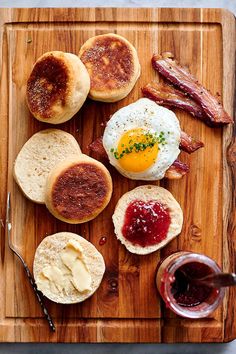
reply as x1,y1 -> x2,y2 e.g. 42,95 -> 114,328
156,251 -> 225,318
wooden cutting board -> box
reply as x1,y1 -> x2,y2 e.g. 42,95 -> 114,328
0,7 -> 235,343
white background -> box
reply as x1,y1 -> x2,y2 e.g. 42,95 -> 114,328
0,0 -> 235,353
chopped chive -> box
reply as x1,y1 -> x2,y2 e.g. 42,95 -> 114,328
111,130 -> 166,160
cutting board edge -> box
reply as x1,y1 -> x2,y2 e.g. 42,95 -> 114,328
0,7 -> 235,343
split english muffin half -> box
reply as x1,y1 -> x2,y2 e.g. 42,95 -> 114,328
26,51 -> 90,124
45,154 -> 113,224
33,232 -> 105,304
79,33 -> 141,102
13,129 -> 81,204
112,185 -> 183,255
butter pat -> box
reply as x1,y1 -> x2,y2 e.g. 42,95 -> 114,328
71,259 -> 91,292
37,265 -> 70,295
38,239 -> 92,295
61,240 -> 92,292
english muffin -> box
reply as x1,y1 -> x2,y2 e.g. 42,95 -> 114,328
112,185 -> 183,255
45,154 -> 112,223
33,232 -> 105,304
26,51 -> 90,124
79,33 -> 141,102
13,129 -> 81,204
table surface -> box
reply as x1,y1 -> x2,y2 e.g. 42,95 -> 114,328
0,0 -> 235,353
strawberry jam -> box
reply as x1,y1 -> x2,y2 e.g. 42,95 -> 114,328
121,200 -> 171,247
171,262 -> 213,307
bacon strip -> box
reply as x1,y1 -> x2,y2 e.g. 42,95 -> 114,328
89,137 -> 108,159
179,131 -> 204,154
164,159 -> 190,179
152,52 -> 233,126
142,82 -> 206,120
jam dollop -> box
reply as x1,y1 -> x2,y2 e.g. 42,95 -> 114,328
171,262 -> 214,307
121,200 -> 171,247
99,236 -> 107,245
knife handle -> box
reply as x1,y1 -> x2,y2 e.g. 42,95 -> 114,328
22,259 -> 56,332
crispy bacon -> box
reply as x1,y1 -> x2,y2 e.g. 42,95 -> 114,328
164,159 -> 190,179
89,136 -> 108,159
142,82 -> 206,119
179,131 -> 204,154
152,52 -> 233,126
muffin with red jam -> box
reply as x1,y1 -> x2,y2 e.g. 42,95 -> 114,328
112,185 -> 183,255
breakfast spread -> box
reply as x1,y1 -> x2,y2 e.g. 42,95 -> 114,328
103,98 -> 181,180
11,31 -> 232,317
79,33 -> 141,102
149,52 -> 233,126
112,185 -> 183,255
13,129 -> 81,203
33,232 -> 105,304
45,154 -> 112,224
26,51 -> 90,124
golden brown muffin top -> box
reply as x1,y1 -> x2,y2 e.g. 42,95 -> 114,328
27,54 -> 69,119
80,36 -> 135,91
51,162 -> 110,220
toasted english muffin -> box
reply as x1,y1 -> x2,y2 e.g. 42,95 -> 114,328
33,232 -> 105,304
45,154 -> 112,223
112,185 -> 183,255
26,51 -> 90,124
13,129 -> 81,204
79,33 -> 141,102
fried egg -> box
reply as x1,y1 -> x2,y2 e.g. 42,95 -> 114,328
102,98 -> 181,180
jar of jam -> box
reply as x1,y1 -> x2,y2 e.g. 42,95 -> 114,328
156,252 -> 225,318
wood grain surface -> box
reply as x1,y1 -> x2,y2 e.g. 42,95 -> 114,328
0,8 -> 235,343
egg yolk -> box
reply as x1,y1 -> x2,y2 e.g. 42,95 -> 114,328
117,128 -> 159,172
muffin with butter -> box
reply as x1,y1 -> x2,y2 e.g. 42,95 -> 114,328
33,232 -> 105,304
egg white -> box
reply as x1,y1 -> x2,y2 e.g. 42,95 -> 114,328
103,98 -> 181,180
